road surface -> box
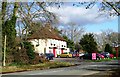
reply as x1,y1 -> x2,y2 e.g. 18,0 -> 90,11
2,58 -> 120,77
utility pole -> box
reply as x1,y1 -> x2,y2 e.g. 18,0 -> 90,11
3,35 -> 6,66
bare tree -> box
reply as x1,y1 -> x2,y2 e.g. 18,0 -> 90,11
74,1 -> 120,16
94,29 -> 118,51
61,22 -> 85,43
16,2 -> 59,40
1,1 -> 61,49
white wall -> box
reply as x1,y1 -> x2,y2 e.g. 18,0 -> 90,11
30,39 -> 46,54
29,38 -> 69,56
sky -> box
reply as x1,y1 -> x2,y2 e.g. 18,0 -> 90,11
46,2 -> 118,34
85,17 -> 118,33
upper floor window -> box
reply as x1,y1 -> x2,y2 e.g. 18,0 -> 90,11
51,43 -> 52,46
36,44 -> 39,47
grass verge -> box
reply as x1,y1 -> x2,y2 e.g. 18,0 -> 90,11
85,57 -> 120,62
1,61 -> 74,74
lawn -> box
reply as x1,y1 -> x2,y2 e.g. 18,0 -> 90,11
1,61 -> 74,74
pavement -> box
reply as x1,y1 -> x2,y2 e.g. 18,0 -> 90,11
1,58 -> 120,77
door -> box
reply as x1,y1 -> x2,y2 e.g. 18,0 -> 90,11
53,48 -> 56,57
61,49 -> 63,54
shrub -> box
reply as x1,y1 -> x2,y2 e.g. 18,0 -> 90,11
23,42 -> 35,60
13,48 -> 30,64
29,53 -> 46,64
5,51 -> 14,65
8,41 -> 48,65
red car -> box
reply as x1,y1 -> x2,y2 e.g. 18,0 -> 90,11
70,52 -> 79,58
72,52 -> 79,57
109,54 -> 114,58
97,53 -> 105,59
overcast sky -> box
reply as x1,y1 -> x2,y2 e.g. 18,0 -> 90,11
46,2 -> 118,34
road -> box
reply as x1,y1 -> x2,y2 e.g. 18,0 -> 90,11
2,58 -> 120,77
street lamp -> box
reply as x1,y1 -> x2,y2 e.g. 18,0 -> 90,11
112,42 -> 119,58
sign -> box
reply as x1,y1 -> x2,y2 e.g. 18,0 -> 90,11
92,53 -> 96,60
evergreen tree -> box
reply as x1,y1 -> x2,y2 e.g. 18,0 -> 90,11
79,33 -> 98,53
63,35 -> 75,51
23,42 -> 35,60
75,42 -> 82,52
104,43 -> 113,54
3,16 -> 17,48
2,2 -> 18,51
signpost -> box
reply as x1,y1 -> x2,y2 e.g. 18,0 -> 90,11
115,47 -> 118,58
3,35 -> 6,66
112,42 -> 119,58
92,53 -> 96,60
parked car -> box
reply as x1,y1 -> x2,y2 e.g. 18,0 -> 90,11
79,53 -> 84,57
96,53 -> 105,60
109,54 -> 114,58
79,53 -> 104,60
79,53 -> 92,60
70,52 -> 79,58
79,53 -> 84,59
45,53 -> 54,60
101,52 -> 110,58
57,52 -> 72,58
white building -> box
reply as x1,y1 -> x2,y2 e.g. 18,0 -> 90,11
27,24 -> 70,57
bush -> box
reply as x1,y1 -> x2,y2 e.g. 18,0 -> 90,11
6,41 -> 49,65
23,42 -> 35,60
29,53 -> 48,64
13,48 -> 30,64
5,51 -> 14,65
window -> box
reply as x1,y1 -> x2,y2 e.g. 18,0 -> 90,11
49,47 -> 52,49
36,44 -> 39,47
63,52 -> 68,54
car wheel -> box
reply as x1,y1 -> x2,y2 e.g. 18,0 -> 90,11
57,55 -> 60,58
96,58 -> 99,60
48,57 -> 50,60
66,55 -> 69,58
80,57 -> 83,60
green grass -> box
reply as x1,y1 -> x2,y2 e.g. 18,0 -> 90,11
85,57 -> 120,62
2,62 -> 74,73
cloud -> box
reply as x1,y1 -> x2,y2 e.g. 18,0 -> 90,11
46,5 -> 117,26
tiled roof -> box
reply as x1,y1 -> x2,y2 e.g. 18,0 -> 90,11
27,24 -> 65,41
